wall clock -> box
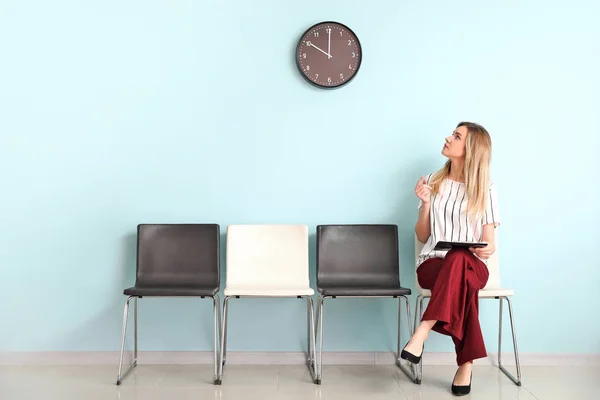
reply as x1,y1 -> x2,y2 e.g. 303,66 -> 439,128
295,21 -> 362,89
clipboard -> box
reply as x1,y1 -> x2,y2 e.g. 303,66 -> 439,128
433,241 -> 488,251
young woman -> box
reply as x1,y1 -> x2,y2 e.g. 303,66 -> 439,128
400,122 -> 500,396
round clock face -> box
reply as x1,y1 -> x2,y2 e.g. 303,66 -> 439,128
296,21 -> 362,89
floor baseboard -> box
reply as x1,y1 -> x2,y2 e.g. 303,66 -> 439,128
2,351 -> 599,367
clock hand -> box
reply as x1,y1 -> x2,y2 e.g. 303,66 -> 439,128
307,42 -> 332,58
328,29 -> 331,59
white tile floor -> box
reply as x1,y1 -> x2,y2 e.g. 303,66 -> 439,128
1,364 -> 598,400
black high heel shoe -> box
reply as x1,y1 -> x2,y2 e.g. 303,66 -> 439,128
400,343 -> 424,364
451,370 -> 472,396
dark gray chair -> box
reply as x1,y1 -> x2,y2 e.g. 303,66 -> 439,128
116,224 -> 221,385
315,224 -> 418,384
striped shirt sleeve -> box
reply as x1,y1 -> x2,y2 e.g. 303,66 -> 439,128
484,182 -> 500,227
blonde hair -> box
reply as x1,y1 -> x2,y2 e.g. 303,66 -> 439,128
429,122 -> 492,220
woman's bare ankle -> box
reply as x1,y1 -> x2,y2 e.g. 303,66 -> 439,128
404,320 -> 437,356
453,362 -> 473,385
458,362 -> 472,372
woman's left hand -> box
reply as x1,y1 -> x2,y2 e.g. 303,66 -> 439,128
470,245 -> 495,260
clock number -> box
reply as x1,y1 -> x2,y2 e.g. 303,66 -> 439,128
328,77 -> 331,83
306,65 -> 310,71
314,32 -> 319,37
340,73 -> 344,79
348,40 -> 352,45
349,64 -> 353,69
340,31 -> 343,36
306,41 -> 312,46
352,52 -> 356,58
315,74 -> 319,79
326,28 -> 331,34
302,53 -> 306,59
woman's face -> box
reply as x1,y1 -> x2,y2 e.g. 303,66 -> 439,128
442,125 -> 468,160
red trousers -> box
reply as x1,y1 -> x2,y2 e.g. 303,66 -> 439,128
417,248 -> 489,366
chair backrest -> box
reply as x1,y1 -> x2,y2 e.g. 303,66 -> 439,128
316,224 -> 400,289
136,224 -> 220,289
414,235 -> 501,290
225,224 -> 310,288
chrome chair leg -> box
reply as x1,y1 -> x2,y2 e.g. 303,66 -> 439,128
305,296 -> 319,384
315,295 -> 325,382
116,296 -> 135,385
217,296 -> 230,382
213,294 -> 221,385
307,297 -> 312,364
222,298 -> 229,369
395,295 -> 419,383
117,295 -> 220,386
217,295 -> 318,384
498,297 -> 503,366
134,297 -> 138,367
498,297 -> 522,386
416,295 -> 427,383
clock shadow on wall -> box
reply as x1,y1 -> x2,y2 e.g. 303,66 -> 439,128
294,21 -> 362,90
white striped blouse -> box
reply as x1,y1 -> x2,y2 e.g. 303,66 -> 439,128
417,175 -> 501,266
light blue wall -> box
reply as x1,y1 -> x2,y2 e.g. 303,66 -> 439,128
1,0 -> 599,354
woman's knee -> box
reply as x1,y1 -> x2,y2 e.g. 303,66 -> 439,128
416,258 -> 443,289
444,248 -> 472,265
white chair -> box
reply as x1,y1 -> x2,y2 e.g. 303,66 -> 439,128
414,237 -> 521,385
217,224 -> 317,383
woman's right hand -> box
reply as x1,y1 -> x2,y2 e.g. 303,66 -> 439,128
415,176 -> 432,204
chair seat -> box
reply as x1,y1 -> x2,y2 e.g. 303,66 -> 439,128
318,287 -> 411,297
123,286 -> 218,297
419,287 -> 514,298
224,286 -> 314,297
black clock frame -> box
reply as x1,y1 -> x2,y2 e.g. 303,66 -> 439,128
294,21 -> 363,90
